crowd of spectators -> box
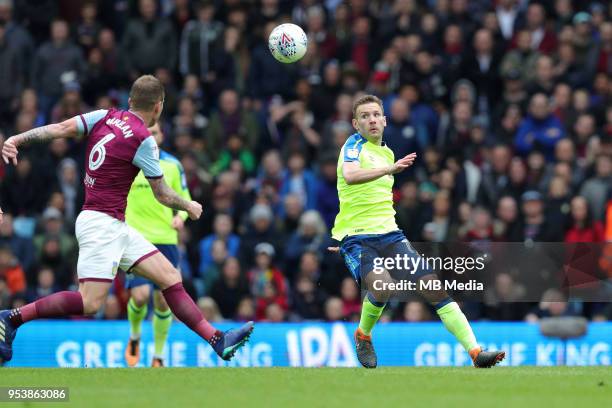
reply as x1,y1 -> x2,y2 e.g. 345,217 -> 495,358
0,0 -> 611,323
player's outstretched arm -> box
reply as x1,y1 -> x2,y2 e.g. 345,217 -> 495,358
342,162 -> 389,185
148,177 -> 202,220
342,153 -> 417,185
1,118 -> 79,165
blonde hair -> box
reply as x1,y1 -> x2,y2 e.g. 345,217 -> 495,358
129,75 -> 165,111
352,94 -> 384,118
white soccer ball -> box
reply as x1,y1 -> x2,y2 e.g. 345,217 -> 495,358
268,23 -> 308,64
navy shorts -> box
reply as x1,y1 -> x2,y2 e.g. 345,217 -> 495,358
339,230 -> 432,283
125,244 -> 179,290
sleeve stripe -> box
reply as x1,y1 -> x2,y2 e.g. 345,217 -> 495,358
145,174 -> 163,179
79,115 -> 88,135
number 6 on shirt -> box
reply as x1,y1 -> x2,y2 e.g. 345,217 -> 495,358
89,133 -> 116,171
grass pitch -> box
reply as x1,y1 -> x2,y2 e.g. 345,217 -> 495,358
1,367 -> 610,407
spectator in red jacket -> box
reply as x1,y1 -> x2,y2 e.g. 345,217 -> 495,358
596,21 -> 611,74
0,245 -> 26,295
605,199 -> 612,242
514,3 -> 557,55
464,206 -> 495,243
565,196 -> 605,242
340,277 -> 361,320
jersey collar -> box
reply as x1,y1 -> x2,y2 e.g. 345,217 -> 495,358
357,133 -> 386,147
128,110 -> 146,125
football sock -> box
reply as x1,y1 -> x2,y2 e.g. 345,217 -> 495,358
128,297 -> 148,340
436,300 -> 478,352
152,307 -> 172,357
358,295 -> 385,336
162,282 -> 217,341
8,291 -> 84,328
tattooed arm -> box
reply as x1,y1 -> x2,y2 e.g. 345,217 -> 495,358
148,177 -> 203,220
9,118 -> 78,145
1,118 -> 79,165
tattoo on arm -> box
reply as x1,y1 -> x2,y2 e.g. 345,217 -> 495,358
13,119 -> 78,146
148,177 -> 191,212
14,125 -> 58,146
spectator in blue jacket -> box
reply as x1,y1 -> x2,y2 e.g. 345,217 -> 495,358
198,213 -> 240,275
315,153 -> 339,230
514,93 -> 565,161
279,151 -> 318,214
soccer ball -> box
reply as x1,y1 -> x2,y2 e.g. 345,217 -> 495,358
268,23 -> 308,64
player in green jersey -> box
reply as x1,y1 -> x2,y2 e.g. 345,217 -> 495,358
124,123 -> 191,367
330,95 -> 505,369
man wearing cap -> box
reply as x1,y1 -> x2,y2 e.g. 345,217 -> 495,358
572,11 -> 599,76
519,190 -> 564,242
248,242 -> 288,320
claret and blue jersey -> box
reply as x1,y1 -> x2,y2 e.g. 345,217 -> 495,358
75,109 -> 163,221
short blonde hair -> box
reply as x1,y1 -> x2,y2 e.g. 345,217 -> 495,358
352,94 -> 384,118
129,75 -> 165,111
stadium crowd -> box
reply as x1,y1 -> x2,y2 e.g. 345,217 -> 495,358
0,0 -> 611,324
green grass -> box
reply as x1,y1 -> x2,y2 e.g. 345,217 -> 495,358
1,367 -> 610,407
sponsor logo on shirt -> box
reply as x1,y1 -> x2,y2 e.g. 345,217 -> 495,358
84,173 -> 96,188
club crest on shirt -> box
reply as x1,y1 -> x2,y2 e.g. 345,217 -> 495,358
347,148 -> 359,159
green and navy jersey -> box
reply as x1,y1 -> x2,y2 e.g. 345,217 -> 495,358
125,150 -> 191,245
331,133 -> 398,240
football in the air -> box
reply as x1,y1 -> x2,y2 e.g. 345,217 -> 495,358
268,23 -> 308,63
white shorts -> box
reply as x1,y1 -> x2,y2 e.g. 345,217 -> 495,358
75,210 -> 158,282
